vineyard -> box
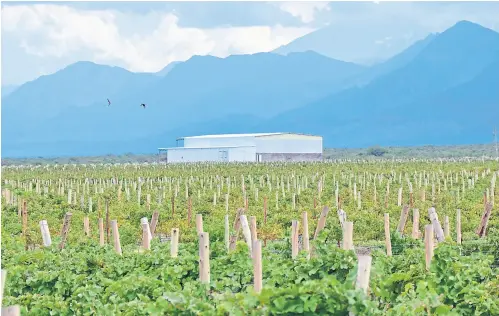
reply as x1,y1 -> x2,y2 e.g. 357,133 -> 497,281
1,159 -> 498,315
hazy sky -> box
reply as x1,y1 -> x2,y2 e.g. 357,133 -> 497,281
2,1 -> 499,85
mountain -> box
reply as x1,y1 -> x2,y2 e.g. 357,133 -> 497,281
2,61 -> 159,144
272,22 -> 426,65
347,33 -> 437,87
1,84 -> 18,98
260,21 -> 499,147
4,20 -> 498,157
2,51 -> 366,156
155,61 -> 182,77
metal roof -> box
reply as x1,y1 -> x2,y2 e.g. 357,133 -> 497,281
159,145 -> 256,151
175,132 -> 320,141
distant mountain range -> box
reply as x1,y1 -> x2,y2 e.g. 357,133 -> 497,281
2,20 -> 499,158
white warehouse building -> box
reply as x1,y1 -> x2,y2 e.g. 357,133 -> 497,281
159,133 -> 323,163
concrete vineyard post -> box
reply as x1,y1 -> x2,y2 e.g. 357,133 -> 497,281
313,206 -> 330,240
337,209 -> 346,229
412,209 -> 420,239
150,211 -> 159,236
250,216 -> 257,243
98,218 -> 105,246
229,208 -> 244,251
39,220 -> 52,247
59,212 -> 72,250
83,216 -> 90,237
397,205 -> 410,235
428,207 -> 445,242
444,215 -> 450,238
252,240 -> 262,293
291,220 -> 300,259
196,214 -> 203,235
142,222 -> 151,251
171,228 -> 179,258
198,232 -> 210,284
302,211 -> 310,260
240,215 -> 253,255
111,220 -> 122,255
342,221 -> 354,250
384,213 -> 392,256
355,256 -> 372,294
424,224 -> 434,270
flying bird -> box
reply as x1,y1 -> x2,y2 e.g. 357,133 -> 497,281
140,103 -> 146,108
107,99 -> 111,106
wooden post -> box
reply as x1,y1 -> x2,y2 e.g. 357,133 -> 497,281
424,224 -> 434,270
337,209 -> 346,229
444,215 -> 450,238
313,206 -> 330,240
396,205 -> 410,235
83,216 -> 90,237
456,209 -> 462,244
250,216 -> 257,242
342,221 -> 354,250
196,214 -> 203,234
111,220 -> 122,255
171,228 -> 179,258
141,217 -> 153,241
199,232 -> 210,284
355,256 -> 372,294
240,215 -> 253,254
1,269 -> 6,305
98,218 -> 105,246
142,222 -> 151,251
150,211 -> 159,236
412,209 -> 420,239
428,207 -> 445,242
1,305 -> 20,316
384,214 -> 392,256
39,220 -> 52,247
291,220 -> 300,259
59,212 -> 72,249
224,215 -> 230,252
476,202 -> 493,237
302,211 -> 310,259
21,201 -> 28,239
253,240 -> 262,293
229,208 -> 244,251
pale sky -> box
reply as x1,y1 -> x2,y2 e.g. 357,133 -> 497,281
2,1 -> 499,85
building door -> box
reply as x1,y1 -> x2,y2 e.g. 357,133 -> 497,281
218,150 -> 228,162
257,154 -> 262,163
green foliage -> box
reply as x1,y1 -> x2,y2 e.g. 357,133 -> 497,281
1,160 -> 498,314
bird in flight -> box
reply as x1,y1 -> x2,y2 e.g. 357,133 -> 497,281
107,99 -> 111,106
140,103 -> 146,108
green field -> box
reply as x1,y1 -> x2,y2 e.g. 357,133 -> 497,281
1,160 -> 498,315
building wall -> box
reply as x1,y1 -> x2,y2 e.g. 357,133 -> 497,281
255,134 -> 323,154
259,153 -> 322,162
167,146 -> 255,163
228,146 -> 256,162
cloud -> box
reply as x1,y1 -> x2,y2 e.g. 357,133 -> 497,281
1,4 -> 314,74
277,1 -> 331,24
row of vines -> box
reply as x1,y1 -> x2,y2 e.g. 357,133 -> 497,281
1,160 -> 498,315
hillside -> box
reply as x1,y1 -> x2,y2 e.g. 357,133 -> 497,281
261,21 -> 499,147
2,51 -> 366,156
2,20 -> 499,157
